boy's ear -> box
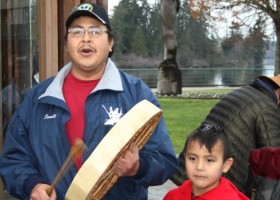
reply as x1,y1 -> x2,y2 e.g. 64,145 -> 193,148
222,158 -> 233,173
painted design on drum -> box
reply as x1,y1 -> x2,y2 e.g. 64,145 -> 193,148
102,105 -> 123,125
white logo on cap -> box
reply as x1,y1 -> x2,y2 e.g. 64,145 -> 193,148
71,3 -> 107,25
76,3 -> 93,12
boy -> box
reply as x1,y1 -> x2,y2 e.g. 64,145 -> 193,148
164,123 -> 249,200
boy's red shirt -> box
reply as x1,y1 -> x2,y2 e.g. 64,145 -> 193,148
163,177 -> 250,200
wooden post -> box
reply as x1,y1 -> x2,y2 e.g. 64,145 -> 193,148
37,0 -> 59,80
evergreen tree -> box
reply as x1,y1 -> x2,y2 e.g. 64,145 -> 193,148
221,21 -> 244,66
176,1 -> 219,67
131,25 -> 148,56
110,0 -> 265,72
145,2 -> 163,57
244,19 -> 266,68
111,0 -> 153,57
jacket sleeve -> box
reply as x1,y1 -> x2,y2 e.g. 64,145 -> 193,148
255,106 -> 280,147
129,80 -> 179,186
0,101 -> 42,199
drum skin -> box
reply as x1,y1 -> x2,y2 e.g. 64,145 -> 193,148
65,100 -> 163,200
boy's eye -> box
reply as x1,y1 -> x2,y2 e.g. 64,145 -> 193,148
187,156 -> 196,161
207,159 -> 215,163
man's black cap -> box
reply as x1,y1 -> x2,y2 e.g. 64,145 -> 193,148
65,3 -> 111,31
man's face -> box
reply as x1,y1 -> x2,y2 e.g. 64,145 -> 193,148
65,16 -> 114,80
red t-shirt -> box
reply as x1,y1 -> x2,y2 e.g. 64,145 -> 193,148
63,71 -> 100,169
163,177 -> 250,200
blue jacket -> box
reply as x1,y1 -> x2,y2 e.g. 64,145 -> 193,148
0,59 -> 179,200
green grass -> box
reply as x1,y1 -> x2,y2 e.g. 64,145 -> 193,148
158,98 -> 219,153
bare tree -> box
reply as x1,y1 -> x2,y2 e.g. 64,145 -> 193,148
188,0 -> 279,74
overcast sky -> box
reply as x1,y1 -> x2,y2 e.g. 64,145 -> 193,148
108,1 -> 118,16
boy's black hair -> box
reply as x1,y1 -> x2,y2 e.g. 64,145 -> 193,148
183,123 -> 231,161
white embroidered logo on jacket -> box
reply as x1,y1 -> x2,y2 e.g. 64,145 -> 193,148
102,105 -> 123,125
43,114 -> 57,119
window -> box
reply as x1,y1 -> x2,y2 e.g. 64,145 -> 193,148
1,0 -> 38,139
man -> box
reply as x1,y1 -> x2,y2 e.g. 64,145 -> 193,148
171,74 -> 280,198
0,3 -> 178,200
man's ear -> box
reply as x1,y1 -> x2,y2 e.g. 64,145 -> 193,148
109,39 -> 114,51
222,158 -> 233,173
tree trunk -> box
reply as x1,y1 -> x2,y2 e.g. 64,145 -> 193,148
274,19 -> 280,75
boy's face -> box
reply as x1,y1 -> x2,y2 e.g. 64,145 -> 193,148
185,139 -> 232,196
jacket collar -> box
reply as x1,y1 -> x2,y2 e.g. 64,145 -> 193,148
250,78 -> 277,103
39,58 -> 122,100
94,58 -> 123,92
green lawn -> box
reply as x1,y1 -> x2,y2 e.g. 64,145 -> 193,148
158,98 -> 219,153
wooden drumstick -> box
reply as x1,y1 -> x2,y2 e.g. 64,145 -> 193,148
46,138 -> 86,196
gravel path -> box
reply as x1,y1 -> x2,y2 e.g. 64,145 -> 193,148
148,179 -> 177,200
